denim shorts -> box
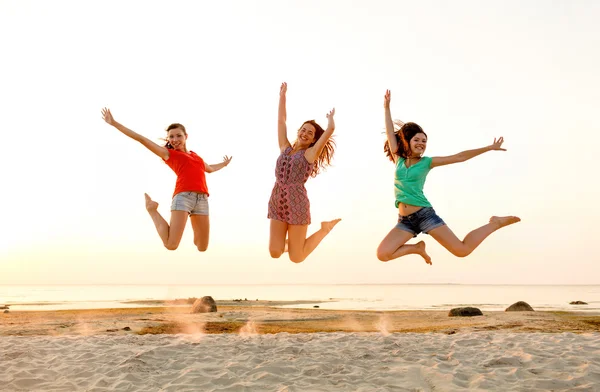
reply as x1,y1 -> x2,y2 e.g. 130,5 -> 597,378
171,191 -> 209,216
395,207 -> 445,237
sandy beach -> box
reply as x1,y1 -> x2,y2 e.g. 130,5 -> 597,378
2,303 -> 600,391
2,332 -> 599,391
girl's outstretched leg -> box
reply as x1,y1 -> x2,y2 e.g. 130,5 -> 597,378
428,216 -> 520,257
377,228 -> 432,265
145,193 -> 188,250
269,219 -> 288,258
287,219 -> 342,263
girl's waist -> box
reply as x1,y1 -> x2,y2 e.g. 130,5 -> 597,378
398,204 -> 424,217
274,182 -> 307,188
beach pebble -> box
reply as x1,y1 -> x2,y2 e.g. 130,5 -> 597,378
0,305 -> 8,310
448,307 -> 483,317
569,301 -> 588,305
191,296 -> 217,313
505,301 -> 534,312
3,310 -> 8,313
122,327 -> 131,331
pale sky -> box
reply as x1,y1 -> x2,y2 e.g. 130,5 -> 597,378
1,0 -> 599,285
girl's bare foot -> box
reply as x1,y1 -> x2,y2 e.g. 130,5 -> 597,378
144,193 -> 159,212
321,219 -> 342,233
415,240 -> 432,265
490,216 -> 521,229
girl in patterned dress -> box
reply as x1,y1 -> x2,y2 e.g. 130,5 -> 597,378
101,108 -> 232,252
268,82 -> 341,263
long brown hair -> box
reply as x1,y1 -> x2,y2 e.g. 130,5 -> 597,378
384,121 -> 427,162
163,123 -> 187,149
299,120 -> 336,177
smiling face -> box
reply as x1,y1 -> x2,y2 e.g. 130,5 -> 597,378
409,132 -> 427,157
167,126 -> 188,151
296,122 -> 316,148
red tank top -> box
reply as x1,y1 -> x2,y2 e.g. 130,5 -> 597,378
163,150 -> 209,197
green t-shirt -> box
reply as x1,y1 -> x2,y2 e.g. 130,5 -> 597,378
394,156 -> 432,208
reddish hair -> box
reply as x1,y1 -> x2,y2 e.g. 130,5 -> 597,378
298,120 -> 336,177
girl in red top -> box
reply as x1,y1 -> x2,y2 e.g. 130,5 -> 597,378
268,83 -> 341,263
101,108 -> 232,252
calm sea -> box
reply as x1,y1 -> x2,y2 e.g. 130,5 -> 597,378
1,284 -> 599,312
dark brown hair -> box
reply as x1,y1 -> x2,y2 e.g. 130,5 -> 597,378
384,121 -> 427,162
298,120 -> 336,177
163,123 -> 187,149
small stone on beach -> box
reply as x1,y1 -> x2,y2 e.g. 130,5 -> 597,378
505,301 -> 534,312
569,301 -> 588,305
191,296 -> 217,313
448,307 -> 483,317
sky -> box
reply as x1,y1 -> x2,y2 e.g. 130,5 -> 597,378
1,0 -> 599,285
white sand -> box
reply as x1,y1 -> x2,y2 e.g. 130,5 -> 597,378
1,332 -> 599,391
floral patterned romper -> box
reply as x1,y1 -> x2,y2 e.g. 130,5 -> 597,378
268,146 -> 314,225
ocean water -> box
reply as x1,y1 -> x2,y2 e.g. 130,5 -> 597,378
1,284 -> 599,312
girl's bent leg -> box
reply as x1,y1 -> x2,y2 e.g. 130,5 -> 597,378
145,193 -> 188,250
269,219 -> 288,258
377,228 -> 431,265
287,219 -> 341,263
428,216 -> 520,258
190,215 -> 210,252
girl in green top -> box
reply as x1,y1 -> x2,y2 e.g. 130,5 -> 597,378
377,90 -> 520,265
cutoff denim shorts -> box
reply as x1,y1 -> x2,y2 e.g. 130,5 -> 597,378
395,207 -> 445,237
171,191 -> 209,216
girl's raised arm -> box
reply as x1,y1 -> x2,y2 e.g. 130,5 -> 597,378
431,137 -> 506,168
306,108 -> 335,163
101,108 -> 169,160
277,83 -> 291,153
384,90 -> 399,163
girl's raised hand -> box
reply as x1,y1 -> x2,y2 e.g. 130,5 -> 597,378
326,108 -> 335,128
101,107 -> 115,126
280,82 -> 287,96
223,155 -> 233,166
384,89 -> 391,108
490,137 -> 506,151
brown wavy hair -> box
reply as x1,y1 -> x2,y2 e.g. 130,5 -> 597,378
296,120 -> 336,177
163,123 -> 187,149
384,121 -> 427,162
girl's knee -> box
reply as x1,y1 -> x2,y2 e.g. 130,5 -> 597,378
289,254 -> 305,263
377,252 -> 390,262
376,246 -> 391,262
194,239 -> 209,252
451,247 -> 471,258
270,248 -> 284,259
165,243 -> 179,251
165,236 -> 183,251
